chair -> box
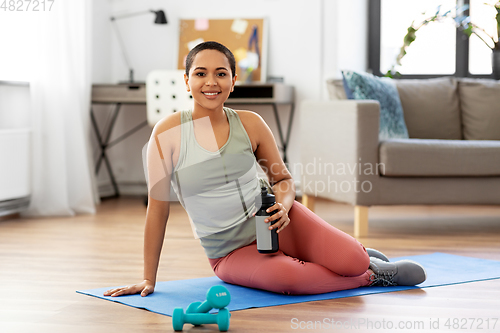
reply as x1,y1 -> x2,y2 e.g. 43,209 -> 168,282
146,70 -> 193,127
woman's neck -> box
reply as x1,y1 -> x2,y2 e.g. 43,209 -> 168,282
192,104 -> 226,122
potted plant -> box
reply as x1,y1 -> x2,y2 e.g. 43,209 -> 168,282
386,2 -> 500,79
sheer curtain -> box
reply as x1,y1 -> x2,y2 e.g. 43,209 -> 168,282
23,0 -> 98,217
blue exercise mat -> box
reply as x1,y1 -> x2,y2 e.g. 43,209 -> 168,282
77,253 -> 500,317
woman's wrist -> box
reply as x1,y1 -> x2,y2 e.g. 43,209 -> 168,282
272,179 -> 295,211
143,277 -> 156,284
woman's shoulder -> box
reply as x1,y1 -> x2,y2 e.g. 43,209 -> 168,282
151,111 -> 182,136
232,109 -> 269,151
233,109 -> 265,128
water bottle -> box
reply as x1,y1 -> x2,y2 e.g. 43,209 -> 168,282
255,186 -> 279,253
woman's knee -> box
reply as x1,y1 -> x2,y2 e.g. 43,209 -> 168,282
334,244 -> 370,276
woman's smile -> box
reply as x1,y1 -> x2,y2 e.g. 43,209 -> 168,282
202,91 -> 222,99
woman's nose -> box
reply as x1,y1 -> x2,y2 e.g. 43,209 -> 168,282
205,74 -> 218,86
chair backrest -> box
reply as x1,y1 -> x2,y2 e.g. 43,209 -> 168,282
146,70 -> 193,127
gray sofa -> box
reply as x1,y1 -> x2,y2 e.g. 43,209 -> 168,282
300,77 -> 500,238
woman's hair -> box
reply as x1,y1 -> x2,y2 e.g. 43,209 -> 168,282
185,41 -> 236,78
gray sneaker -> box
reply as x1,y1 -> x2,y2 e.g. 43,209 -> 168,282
366,248 -> 390,262
369,257 -> 427,286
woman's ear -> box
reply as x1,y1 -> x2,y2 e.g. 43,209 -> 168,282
230,74 -> 237,92
184,73 -> 190,92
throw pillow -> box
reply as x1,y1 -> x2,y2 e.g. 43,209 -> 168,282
342,70 -> 409,140
395,77 -> 462,140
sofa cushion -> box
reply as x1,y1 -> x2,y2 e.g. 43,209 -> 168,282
342,70 -> 409,140
458,78 -> 500,140
395,77 -> 462,140
379,139 -> 500,177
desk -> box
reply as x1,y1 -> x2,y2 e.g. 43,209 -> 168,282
91,83 -> 295,198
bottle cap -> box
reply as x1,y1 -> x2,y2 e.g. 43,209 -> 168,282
256,186 -> 275,206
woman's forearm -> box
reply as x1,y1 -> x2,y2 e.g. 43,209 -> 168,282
272,178 -> 296,214
143,206 -> 169,284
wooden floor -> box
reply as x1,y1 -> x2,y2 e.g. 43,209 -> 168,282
1,196 -> 500,333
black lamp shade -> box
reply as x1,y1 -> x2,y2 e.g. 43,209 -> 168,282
153,10 -> 168,24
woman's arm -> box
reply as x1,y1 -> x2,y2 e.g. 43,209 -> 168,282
105,117 -> 176,297
240,111 -> 296,233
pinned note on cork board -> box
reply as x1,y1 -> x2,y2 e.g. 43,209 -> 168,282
178,18 -> 268,83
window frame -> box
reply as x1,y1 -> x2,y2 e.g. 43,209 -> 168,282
368,0 -> 494,79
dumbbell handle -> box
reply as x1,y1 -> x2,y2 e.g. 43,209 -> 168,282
196,300 -> 216,313
184,312 -> 219,326
190,297 -> 229,313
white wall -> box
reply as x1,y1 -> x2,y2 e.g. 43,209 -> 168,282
92,0 -> 113,83
322,0 -> 368,97
91,0 -> 368,196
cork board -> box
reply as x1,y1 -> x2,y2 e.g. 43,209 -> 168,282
177,18 -> 268,83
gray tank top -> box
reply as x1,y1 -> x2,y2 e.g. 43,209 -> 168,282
171,107 -> 261,258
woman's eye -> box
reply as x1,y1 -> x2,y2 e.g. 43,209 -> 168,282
196,72 -> 205,77
217,73 -> 226,77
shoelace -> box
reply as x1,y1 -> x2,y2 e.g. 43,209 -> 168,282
369,271 -> 397,287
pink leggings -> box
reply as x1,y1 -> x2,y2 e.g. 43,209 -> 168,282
209,201 -> 372,295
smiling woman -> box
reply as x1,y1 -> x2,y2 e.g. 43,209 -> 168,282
104,41 -> 426,299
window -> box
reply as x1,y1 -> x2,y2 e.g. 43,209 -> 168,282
469,0 -> 498,74
369,0 -> 495,78
0,12 -> 37,82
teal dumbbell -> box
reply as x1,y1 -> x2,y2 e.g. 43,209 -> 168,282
172,307 -> 230,332
186,285 -> 231,313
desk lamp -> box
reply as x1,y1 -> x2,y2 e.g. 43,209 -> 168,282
110,10 -> 168,83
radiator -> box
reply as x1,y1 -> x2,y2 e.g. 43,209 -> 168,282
0,128 -> 31,216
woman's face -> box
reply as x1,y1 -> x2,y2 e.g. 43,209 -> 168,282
184,49 -> 237,111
